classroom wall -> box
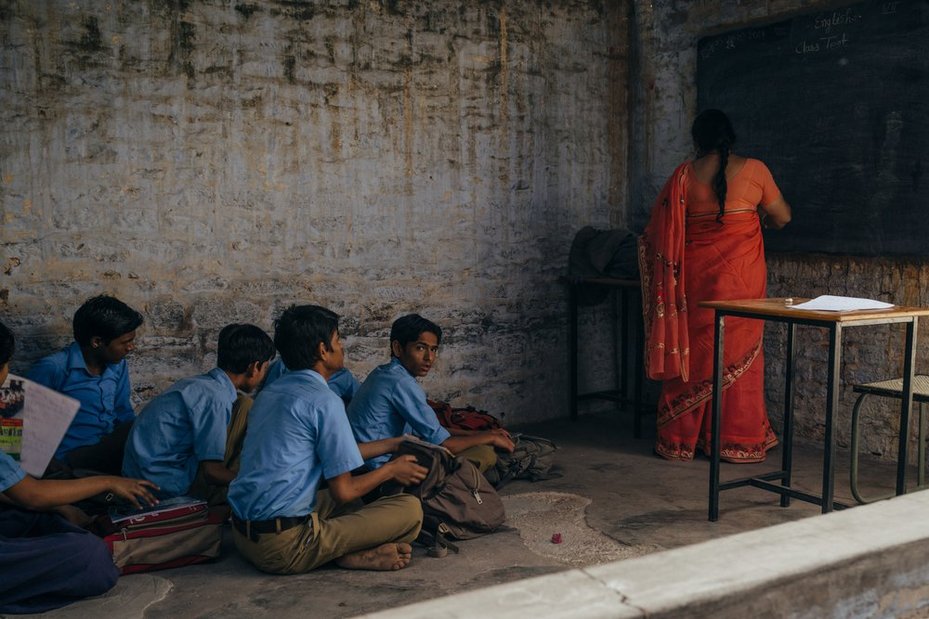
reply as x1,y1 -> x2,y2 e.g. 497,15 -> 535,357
0,0 -> 628,422
629,0 -> 929,461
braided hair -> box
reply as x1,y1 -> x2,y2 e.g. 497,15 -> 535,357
691,109 -> 736,223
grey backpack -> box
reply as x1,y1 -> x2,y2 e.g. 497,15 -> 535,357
485,433 -> 560,489
386,438 -> 506,542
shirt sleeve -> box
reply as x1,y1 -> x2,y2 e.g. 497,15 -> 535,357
113,361 -> 136,423
0,452 -> 26,493
27,356 -> 63,391
328,369 -> 361,403
756,160 -> 782,207
315,397 -> 365,480
391,381 -> 451,446
190,395 -> 230,463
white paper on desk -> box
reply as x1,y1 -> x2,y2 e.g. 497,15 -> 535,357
10,376 -> 80,477
788,295 -> 895,312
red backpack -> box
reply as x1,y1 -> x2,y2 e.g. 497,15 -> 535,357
427,399 -> 503,432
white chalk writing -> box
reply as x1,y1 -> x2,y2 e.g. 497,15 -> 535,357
700,29 -> 767,59
813,8 -> 861,34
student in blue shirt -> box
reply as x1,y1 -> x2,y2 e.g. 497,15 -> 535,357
0,319 -> 158,614
28,295 -> 143,475
261,357 -> 360,405
229,305 -> 427,573
348,314 -> 514,472
122,323 -> 275,504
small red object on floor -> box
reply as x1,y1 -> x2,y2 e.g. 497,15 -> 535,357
551,533 -> 563,544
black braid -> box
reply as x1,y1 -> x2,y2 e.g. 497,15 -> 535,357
714,143 -> 729,223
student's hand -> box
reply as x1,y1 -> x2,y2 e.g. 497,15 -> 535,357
388,455 -> 429,486
106,477 -> 160,510
488,433 -> 516,453
391,435 -> 413,451
489,428 -> 512,440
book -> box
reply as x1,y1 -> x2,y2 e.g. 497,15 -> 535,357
108,495 -> 208,525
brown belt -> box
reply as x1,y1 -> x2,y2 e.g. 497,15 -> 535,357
232,515 -> 311,542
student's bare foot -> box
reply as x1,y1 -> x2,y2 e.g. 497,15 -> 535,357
336,543 -> 413,571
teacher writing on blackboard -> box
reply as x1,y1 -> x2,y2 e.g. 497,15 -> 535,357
639,109 -> 791,463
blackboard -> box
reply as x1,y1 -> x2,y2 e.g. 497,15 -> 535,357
697,0 -> 929,256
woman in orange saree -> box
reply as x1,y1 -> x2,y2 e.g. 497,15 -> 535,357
639,110 -> 792,462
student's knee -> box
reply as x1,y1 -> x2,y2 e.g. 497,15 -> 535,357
398,494 -> 424,540
460,444 -> 497,473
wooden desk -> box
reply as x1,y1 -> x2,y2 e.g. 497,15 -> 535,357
566,277 -> 650,437
702,298 -> 929,521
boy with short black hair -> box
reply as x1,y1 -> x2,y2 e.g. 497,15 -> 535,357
29,294 -> 144,475
229,305 -> 427,573
122,323 -> 275,503
0,319 -> 158,614
348,313 -> 514,472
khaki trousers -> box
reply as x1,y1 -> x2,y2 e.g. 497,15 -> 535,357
189,394 -> 252,505
233,490 -> 422,574
458,444 -> 497,473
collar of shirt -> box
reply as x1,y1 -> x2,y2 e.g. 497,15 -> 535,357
207,367 -> 238,400
64,340 -> 122,378
288,368 -> 328,387
65,341 -> 90,372
388,356 -> 415,378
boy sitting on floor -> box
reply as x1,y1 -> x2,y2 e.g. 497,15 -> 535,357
0,319 -> 158,614
28,295 -> 144,476
228,304 -> 427,573
347,314 -> 514,474
122,323 -> 275,504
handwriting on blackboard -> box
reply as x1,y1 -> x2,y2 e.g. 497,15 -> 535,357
813,8 -> 861,34
699,29 -> 766,59
795,32 -> 849,54
795,7 -> 861,55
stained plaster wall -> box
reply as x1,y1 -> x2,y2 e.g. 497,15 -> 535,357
0,0 -> 629,422
629,0 -> 929,462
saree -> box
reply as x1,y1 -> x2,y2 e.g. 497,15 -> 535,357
639,159 -> 779,462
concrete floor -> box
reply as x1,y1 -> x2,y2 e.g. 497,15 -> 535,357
23,409 -> 912,619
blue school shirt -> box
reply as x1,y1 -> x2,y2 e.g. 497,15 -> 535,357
347,358 -> 450,469
0,452 -> 26,493
228,369 -> 363,521
28,342 -> 135,461
121,368 -> 237,498
262,359 -> 360,404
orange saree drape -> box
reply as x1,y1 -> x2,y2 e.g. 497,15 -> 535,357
639,164 -> 777,462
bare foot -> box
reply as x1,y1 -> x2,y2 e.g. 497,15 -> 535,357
336,543 -> 413,571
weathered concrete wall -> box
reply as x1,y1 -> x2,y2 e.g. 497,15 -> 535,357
628,0 -> 929,461
0,0 -> 629,421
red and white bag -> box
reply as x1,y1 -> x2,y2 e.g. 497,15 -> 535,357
97,497 -> 224,574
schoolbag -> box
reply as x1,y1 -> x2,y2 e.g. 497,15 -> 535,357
94,497 -> 223,574
427,399 -> 503,432
484,433 -> 561,489
385,437 -> 505,547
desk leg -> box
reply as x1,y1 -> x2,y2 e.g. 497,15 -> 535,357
822,325 -> 842,513
896,318 -> 918,495
621,290 -> 641,438
634,296 -> 645,439
569,282 -> 579,422
611,290 -> 621,416
621,289 -> 630,402
708,312 -> 725,522
780,323 -> 797,507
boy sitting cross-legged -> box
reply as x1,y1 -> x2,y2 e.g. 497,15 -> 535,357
228,305 -> 427,573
